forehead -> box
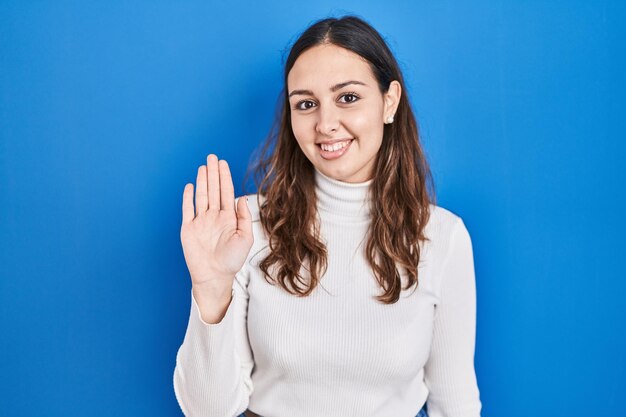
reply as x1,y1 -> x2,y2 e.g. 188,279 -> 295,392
287,44 -> 375,90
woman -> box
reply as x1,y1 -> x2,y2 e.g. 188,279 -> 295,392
174,15 -> 482,417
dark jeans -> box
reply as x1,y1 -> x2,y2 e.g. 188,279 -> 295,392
239,402 -> 428,417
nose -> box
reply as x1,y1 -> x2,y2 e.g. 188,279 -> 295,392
315,102 -> 340,136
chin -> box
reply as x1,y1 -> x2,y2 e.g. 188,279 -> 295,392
323,167 -> 356,182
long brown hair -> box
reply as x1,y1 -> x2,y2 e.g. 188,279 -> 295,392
246,15 -> 436,304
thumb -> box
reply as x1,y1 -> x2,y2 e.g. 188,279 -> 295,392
236,195 -> 253,240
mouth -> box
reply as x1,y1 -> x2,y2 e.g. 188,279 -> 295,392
317,139 -> 354,160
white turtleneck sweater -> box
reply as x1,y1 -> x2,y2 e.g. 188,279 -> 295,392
173,169 -> 482,417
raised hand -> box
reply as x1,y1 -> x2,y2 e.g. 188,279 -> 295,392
180,154 -> 254,298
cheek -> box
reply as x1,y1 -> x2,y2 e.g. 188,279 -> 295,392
346,109 -> 384,143
350,112 -> 376,132
290,115 -> 314,143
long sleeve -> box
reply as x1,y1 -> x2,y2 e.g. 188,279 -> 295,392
173,264 -> 254,417
424,218 -> 482,417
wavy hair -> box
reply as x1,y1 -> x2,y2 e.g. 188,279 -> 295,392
246,15 -> 436,304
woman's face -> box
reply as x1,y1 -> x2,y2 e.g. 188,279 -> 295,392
287,43 -> 401,183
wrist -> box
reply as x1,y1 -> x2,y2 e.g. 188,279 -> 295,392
192,280 -> 233,302
192,284 -> 233,324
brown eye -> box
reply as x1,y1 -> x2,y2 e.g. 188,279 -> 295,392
339,93 -> 360,104
296,100 -> 316,110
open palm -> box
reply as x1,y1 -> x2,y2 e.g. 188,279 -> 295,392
180,154 -> 253,289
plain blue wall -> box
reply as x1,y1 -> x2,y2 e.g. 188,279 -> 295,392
1,1 -> 624,416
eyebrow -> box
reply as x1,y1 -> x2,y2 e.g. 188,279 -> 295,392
288,80 -> 367,98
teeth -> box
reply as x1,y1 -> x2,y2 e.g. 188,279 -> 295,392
320,140 -> 351,152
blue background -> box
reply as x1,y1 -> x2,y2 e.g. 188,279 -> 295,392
1,1 -> 624,416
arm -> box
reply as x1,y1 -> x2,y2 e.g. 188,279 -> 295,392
424,218 -> 482,417
173,265 -> 254,417
175,155 -> 255,416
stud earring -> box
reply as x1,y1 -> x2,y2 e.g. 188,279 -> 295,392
385,115 -> 394,124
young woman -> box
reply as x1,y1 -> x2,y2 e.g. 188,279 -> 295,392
174,15 -> 482,417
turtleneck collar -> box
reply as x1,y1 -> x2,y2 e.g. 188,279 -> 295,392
314,168 -> 373,222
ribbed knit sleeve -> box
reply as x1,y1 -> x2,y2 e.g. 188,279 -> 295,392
424,218 -> 482,417
173,265 -> 254,417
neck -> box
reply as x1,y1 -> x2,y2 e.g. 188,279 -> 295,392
314,168 -> 373,223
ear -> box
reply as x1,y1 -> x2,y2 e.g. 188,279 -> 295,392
383,80 -> 402,122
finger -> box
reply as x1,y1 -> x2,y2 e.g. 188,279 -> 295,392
236,195 -> 253,241
195,165 -> 208,216
207,154 -> 220,211
182,183 -> 195,224
219,159 -> 235,211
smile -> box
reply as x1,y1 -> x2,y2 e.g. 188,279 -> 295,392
317,139 -> 354,160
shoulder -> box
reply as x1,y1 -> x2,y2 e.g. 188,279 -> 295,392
422,203 -> 472,264
425,203 -> 466,238
421,204 -> 474,297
